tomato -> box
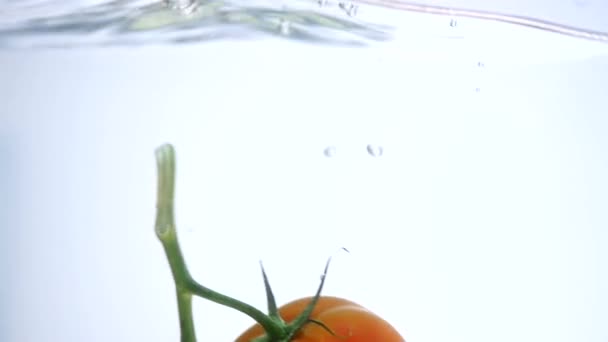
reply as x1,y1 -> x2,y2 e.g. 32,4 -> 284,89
236,296 -> 405,342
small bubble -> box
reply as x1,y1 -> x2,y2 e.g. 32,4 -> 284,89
339,2 -> 358,17
164,0 -> 198,13
324,146 -> 337,157
278,18 -> 291,35
366,144 -> 383,157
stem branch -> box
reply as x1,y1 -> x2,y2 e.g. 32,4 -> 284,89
154,143 -> 285,342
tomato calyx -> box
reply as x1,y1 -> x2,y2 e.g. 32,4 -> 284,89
250,259 -> 333,342
154,144 -> 334,342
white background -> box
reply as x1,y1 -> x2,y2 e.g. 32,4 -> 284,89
1,1 -> 608,342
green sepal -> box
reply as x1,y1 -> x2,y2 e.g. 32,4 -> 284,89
260,261 -> 281,321
284,258 -> 331,339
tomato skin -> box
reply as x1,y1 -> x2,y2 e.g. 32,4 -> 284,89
235,296 -> 405,342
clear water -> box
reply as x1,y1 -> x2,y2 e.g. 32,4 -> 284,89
2,1 -> 608,342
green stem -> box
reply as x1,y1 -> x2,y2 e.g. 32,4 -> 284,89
154,143 -> 286,341
186,281 -> 282,337
155,144 -> 176,239
155,144 -> 197,342
176,290 -> 196,342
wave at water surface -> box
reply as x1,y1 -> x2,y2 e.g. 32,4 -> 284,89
0,0 -> 395,47
1,0 -> 607,48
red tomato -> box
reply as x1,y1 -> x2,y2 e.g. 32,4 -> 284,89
236,296 -> 405,342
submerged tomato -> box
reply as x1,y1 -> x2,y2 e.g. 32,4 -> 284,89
236,296 -> 405,342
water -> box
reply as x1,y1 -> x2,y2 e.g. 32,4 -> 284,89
1,0 -> 608,47
2,1 -> 608,342
0,0 -> 394,47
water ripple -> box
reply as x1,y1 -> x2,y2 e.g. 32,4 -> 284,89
1,0 -> 607,48
0,0 -> 394,48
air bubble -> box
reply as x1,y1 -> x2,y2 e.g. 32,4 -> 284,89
324,146 -> 337,157
163,0 -> 198,13
366,144 -> 383,157
339,2 -> 358,17
278,18 -> 291,35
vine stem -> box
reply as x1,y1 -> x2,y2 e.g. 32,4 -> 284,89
154,144 -> 285,342
155,144 -> 197,342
